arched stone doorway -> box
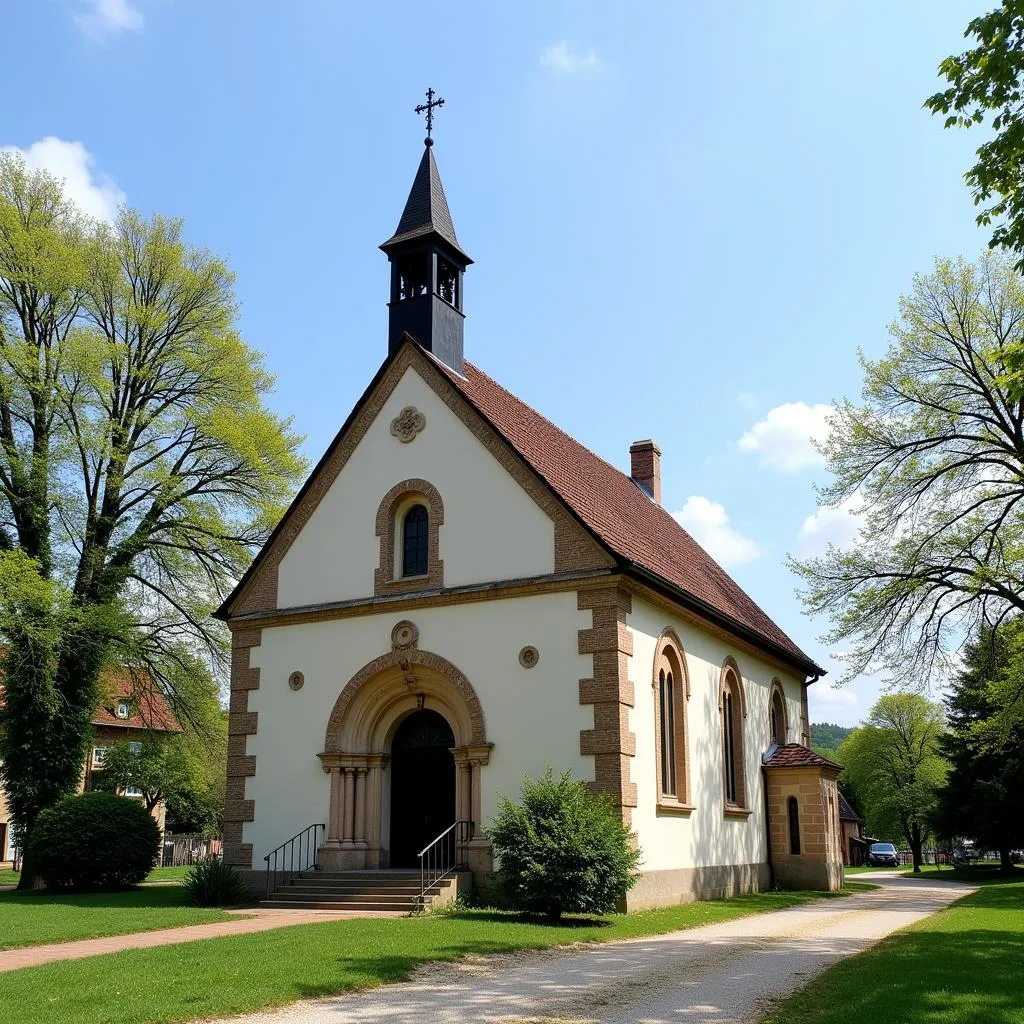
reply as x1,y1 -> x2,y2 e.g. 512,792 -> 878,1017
388,709 -> 456,866
318,628 -> 492,872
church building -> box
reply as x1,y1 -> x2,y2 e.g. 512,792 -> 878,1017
217,113 -> 845,909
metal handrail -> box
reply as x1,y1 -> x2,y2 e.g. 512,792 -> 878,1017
264,823 -> 325,900
418,819 -> 473,909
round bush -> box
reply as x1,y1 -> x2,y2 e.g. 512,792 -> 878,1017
30,791 -> 161,891
488,769 -> 641,920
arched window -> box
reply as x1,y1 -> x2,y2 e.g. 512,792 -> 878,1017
402,504 -> 429,577
769,683 -> 788,746
374,480 -> 445,597
659,669 -> 676,797
720,661 -> 747,811
653,631 -> 691,810
788,796 -> 801,855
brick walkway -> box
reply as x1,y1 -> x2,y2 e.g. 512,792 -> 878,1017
0,907 -> 394,973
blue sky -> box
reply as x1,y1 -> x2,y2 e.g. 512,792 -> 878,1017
2,1 -> 989,725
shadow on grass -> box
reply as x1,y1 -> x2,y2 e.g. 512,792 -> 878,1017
0,884 -> 193,910
440,910 -> 614,928
767,881 -> 1024,1024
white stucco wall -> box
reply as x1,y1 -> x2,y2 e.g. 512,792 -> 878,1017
276,366 -> 556,608
243,591 -> 591,863
627,597 -> 805,873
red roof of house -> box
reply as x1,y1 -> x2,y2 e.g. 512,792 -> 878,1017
0,658 -> 181,734
91,666 -> 182,733
433,354 -> 820,674
766,743 -> 843,771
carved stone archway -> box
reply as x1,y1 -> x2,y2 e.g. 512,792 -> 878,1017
317,630 -> 492,872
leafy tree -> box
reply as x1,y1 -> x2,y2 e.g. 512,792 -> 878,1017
0,154 -> 305,887
488,769 -> 640,920
790,255 -> 1024,691
810,723 -> 852,756
934,622 -> 1024,871
838,694 -> 948,872
926,2 -> 1024,272
95,738 -> 195,814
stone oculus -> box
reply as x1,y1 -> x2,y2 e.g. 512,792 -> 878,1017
216,135 -> 845,907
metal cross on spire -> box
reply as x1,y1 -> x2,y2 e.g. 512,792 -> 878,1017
415,88 -> 445,145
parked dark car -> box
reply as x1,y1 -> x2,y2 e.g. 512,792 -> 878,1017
867,842 -> 899,867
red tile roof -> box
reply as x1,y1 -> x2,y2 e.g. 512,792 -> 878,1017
766,743 -> 842,771
432,354 -> 820,674
91,666 -> 182,733
0,658 -> 181,734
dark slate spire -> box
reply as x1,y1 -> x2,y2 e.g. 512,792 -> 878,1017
380,144 -> 471,264
380,135 -> 472,374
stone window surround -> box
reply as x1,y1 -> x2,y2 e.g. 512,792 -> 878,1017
651,629 -> 693,815
769,679 -> 789,746
719,657 -> 750,817
374,478 -> 445,597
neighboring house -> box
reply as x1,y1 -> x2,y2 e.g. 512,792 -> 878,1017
0,666 -> 182,864
215,137 -> 846,908
838,791 -> 865,866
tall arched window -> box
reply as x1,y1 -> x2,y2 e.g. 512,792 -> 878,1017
659,668 -> 676,797
402,504 -> 429,577
720,661 -> 747,812
769,683 -> 788,746
788,796 -> 801,855
653,631 -> 691,810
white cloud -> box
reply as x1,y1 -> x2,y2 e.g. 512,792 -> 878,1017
807,682 -> 859,722
539,41 -> 602,74
738,402 -> 833,473
75,0 -> 144,39
672,496 -> 760,568
798,491 -> 865,556
1,137 -> 125,222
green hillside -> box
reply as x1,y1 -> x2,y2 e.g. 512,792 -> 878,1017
810,722 -> 852,753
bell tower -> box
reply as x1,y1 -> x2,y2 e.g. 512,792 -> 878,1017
380,89 -> 472,374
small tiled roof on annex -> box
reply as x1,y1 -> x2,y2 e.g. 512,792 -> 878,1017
838,791 -> 861,822
430,353 -> 822,675
765,743 -> 843,771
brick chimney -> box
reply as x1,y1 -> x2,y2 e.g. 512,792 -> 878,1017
630,439 -> 661,504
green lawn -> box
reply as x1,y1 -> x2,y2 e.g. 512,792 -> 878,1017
0,885 -> 237,951
0,887 -> 869,1024
763,871 -> 1024,1024
842,865 -> 899,875
0,865 -> 194,889
0,870 -> 19,886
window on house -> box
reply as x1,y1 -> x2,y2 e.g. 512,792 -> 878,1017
128,741 -> 142,754
124,786 -> 143,798
724,691 -> 737,803
92,747 -> 107,769
721,666 -> 746,809
770,686 -> 787,745
402,504 -> 429,577
658,669 -> 676,798
788,796 -> 801,855
116,700 -> 130,719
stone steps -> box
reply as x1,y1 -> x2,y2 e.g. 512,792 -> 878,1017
261,869 -> 465,914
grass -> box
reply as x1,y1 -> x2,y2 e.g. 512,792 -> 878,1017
0,885 -> 237,951
763,871 -> 1024,1024
0,886 -> 868,1024
0,864 -> 195,889
842,865 -> 900,875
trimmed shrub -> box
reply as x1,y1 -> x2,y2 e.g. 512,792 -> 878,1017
30,791 -> 161,891
184,857 -> 251,907
488,769 -> 641,920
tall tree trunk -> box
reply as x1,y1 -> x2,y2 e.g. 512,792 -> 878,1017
1000,845 -> 1013,874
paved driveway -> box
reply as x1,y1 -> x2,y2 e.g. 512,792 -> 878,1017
224,874 -> 972,1024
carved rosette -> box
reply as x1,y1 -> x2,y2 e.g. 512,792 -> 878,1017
519,645 -> 539,669
288,671 -> 305,691
391,620 -> 419,652
390,406 -> 426,443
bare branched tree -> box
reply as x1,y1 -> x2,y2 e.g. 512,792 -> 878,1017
790,254 -> 1024,687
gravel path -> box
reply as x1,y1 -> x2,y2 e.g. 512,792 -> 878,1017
222,874 -> 972,1024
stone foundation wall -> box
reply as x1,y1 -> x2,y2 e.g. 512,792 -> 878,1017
625,861 -> 771,910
